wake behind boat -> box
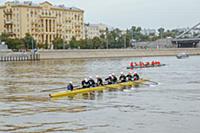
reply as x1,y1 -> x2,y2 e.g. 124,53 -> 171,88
176,53 -> 189,59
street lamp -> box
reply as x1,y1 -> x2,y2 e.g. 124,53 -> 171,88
104,32 -> 108,49
124,34 -> 126,48
121,31 -> 127,48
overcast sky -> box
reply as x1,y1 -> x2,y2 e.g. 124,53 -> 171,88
1,0 -> 200,30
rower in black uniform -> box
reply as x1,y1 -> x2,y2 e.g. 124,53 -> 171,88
96,75 -> 103,86
105,74 -> 112,84
126,72 -> 133,81
88,76 -> 96,87
133,72 -> 140,81
81,78 -> 90,88
119,72 -> 126,82
111,73 -> 117,84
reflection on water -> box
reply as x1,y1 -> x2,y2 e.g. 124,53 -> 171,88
0,56 -> 200,132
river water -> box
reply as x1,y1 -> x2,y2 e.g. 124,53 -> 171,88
0,56 -> 200,133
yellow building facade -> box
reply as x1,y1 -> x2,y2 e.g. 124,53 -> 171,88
0,1 -> 84,47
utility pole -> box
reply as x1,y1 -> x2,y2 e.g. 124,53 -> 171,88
63,35 -> 65,49
106,38 -> 109,49
124,34 -> 126,48
104,32 -> 108,49
31,38 -> 34,50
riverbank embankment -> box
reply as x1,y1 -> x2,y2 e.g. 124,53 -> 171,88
1,48 -> 200,60
38,48 -> 200,59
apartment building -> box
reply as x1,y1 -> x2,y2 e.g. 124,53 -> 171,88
84,23 -> 107,39
0,1 -> 84,47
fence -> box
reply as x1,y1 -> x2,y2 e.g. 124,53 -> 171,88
0,53 -> 40,61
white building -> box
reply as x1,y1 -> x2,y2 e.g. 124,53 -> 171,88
84,23 -> 107,39
141,29 -> 156,36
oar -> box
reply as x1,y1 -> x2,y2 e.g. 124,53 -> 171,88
41,87 -> 66,92
143,79 -> 159,85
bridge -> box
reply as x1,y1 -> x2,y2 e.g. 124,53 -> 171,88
171,22 -> 200,48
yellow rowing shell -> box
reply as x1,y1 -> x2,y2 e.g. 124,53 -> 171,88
49,79 -> 146,98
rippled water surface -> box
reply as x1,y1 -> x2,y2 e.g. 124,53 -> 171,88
0,56 -> 200,133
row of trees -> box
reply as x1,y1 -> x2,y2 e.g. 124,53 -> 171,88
0,26 -> 182,50
0,33 -> 36,51
62,26 -> 180,49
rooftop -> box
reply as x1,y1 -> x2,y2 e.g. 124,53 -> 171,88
1,1 -> 83,11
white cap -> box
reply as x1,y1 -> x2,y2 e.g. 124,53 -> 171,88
69,81 -> 73,84
89,76 -> 92,79
134,72 -> 137,74
112,73 -> 115,75
109,74 -> 112,77
96,75 -> 99,78
85,78 -> 88,82
121,72 -> 123,74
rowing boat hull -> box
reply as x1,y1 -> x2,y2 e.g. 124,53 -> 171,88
49,79 -> 146,98
127,64 -> 166,69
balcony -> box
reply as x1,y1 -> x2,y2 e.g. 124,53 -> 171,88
4,20 -> 13,25
39,14 -> 56,18
4,10 -> 12,15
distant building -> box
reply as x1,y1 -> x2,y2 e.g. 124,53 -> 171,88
141,29 -> 156,36
84,23 -> 107,39
0,1 -> 84,47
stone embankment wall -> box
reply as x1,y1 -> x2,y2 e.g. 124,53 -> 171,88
39,48 -> 200,59
1,48 -> 200,60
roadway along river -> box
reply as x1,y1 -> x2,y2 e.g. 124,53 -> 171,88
0,56 -> 200,133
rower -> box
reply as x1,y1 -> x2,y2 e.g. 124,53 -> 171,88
126,72 -> 133,81
67,81 -> 74,91
151,61 -> 155,66
88,76 -> 96,87
119,72 -> 126,82
96,75 -> 103,86
157,60 -> 161,65
145,62 -> 150,66
130,62 -> 134,67
105,74 -> 112,84
133,72 -> 140,81
111,73 -> 117,84
81,78 -> 90,88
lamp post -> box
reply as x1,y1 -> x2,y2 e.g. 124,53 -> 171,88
124,34 -> 126,48
106,38 -> 108,49
121,31 -> 127,49
104,32 -> 108,49
31,38 -> 34,50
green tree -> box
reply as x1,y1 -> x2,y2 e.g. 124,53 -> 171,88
52,37 -> 64,49
0,33 -> 9,42
158,27 -> 165,38
23,33 -> 36,49
7,38 -> 25,50
69,37 -> 79,48
92,37 -> 103,49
